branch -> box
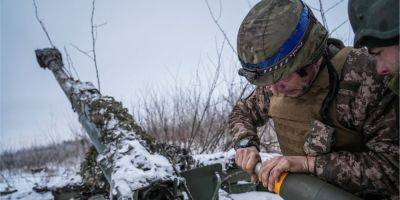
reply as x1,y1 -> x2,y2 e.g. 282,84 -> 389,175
187,39 -> 225,149
204,0 -> 237,55
325,0 -> 345,14
62,47 -> 74,78
94,22 -> 108,28
330,19 -> 348,35
217,0 -> 223,21
91,0 -> 101,92
63,46 -> 80,79
70,44 -> 94,60
318,0 -> 329,32
32,0 -> 55,47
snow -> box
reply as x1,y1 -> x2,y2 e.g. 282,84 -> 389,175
230,191 -> 283,200
219,189 -> 282,200
89,99 -> 178,197
0,165 -> 81,200
1,151 -> 283,200
71,81 -> 97,94
103,138 -> 176,197
2,191 -> 53,200
192,149 -> 281,169
193,149 -> 236,170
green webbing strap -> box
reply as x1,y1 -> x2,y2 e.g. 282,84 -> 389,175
319,49 -> 340,126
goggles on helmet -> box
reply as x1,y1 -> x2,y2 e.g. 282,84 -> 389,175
238,3 -> 316,83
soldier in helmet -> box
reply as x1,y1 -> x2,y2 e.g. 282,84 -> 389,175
230,0 -> 399,199
348,0 -> 399,95
346,2 -> 399,199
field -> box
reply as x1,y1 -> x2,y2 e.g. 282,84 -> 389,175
0,139 -> 282,199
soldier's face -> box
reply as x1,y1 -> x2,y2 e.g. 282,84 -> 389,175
270,73 -> 307,97
369,45 -> 399,77
270,59 -> 321,97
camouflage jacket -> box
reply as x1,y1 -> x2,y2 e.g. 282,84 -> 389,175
228,48 -> 399,199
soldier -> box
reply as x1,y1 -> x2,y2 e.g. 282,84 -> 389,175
230,0 -> 399,199
348,0 -> 399,95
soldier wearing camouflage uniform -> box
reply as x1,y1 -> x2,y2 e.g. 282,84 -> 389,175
349,0 -> 399,95
347,2 -> 399,198
230,0 -> 399,199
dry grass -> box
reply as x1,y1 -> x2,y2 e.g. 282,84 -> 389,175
132,41 -> 279,154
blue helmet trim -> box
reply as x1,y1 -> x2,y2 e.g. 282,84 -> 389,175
241,4 -> 310,70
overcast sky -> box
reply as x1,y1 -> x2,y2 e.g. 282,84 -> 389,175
0,0 -> 352,152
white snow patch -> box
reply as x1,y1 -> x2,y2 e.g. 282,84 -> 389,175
102,138 -> 176,197
229,191 -> 283,200
218,189 -> 283,200
0,165 -> 81,200
193,149 -> 236,170
71,81 -> 97,94
193,149 -> 281,169
106,116 -> 119,130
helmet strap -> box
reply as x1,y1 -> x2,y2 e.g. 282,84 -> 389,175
319,48 -> 340,126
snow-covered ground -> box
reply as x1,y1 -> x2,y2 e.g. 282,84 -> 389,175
0,151 -> 282,200
0,165 -> 81,200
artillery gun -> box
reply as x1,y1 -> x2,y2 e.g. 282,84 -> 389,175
35,48 -> 228,200
35,48 -> 361,200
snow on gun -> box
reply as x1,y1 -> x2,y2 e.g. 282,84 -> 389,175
35,48 -> 195,199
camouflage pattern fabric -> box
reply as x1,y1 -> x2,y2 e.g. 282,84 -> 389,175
315,89 -> 399,200
348,0 -> 399,48
389,73 -> 399,95
228,47 -> 399,199
230,86 -> 271,148
237,0 -> 328,86
303,120 -> 334,156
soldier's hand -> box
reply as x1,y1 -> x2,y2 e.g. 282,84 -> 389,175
258,156 -> 315,192
235,146 -> 261,182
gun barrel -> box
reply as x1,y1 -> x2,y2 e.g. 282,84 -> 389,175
35,48 -> 189,198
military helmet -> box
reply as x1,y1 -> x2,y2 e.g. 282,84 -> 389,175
237,0 -> 328,86
349,0 -> 399,48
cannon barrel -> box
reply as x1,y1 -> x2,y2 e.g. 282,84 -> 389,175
35,48 -> 194,199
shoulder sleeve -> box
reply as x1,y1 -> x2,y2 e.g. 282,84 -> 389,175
336,48 -> 388,130
315,96 -> 399,197
228,86 -> 271,148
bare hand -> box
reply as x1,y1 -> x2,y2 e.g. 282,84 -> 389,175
235,146 -> 261,182
258,156 -> 315,191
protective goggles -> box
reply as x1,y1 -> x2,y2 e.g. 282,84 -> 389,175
238,3 -> 316,82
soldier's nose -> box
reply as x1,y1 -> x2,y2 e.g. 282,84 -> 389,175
276,82 -> 286,92
376,63 -> 391,76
